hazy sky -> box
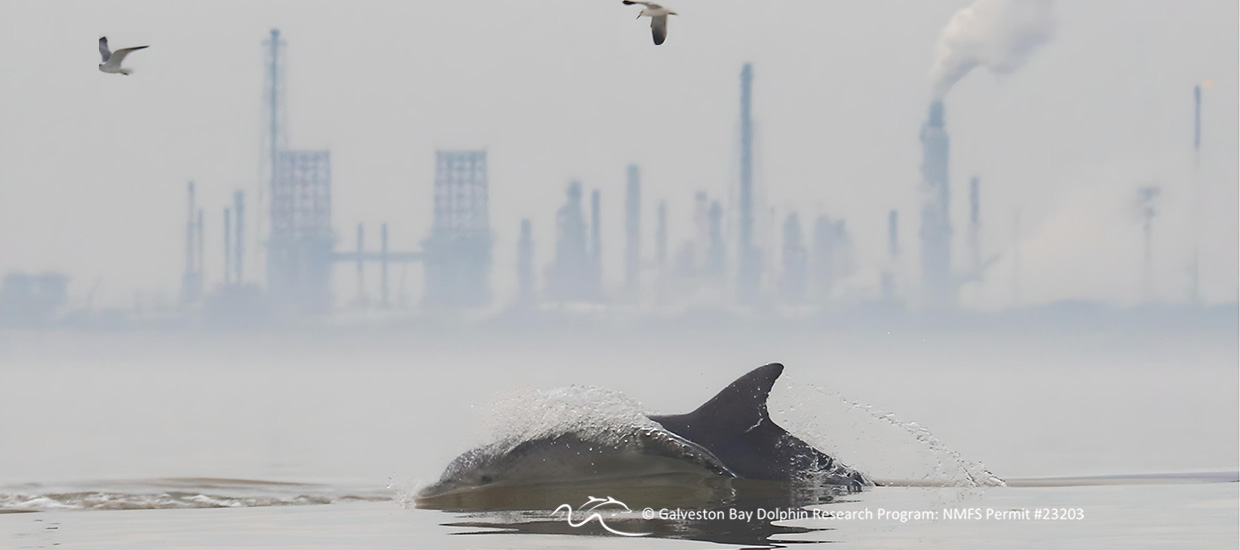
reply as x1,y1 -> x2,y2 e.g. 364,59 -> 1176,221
0,0 -> 1235,310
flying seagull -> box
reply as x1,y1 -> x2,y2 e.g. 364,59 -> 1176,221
622,1 -> 678,46
98,36 -> 149,75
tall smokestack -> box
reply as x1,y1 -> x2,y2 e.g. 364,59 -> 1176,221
625,165 -> 641,295
707,200 -> 725,278
1189,82 -> 1210,304
380,222 -> 390,308
517,219 -> 534,306
656,200 -> 668,300
590,189 -> 602,294
737,62 -> 759,303
656,201 -> 667,267
224,208 -> 232,285
1191,84 -> 1202,303
184,181 -> 195,295
356,223 -> 365,305
883,210 -> 900,301
694,191 -> 709,270
196,208 -> 205,296
920,102 -> 954,307
1136,186 -> 1160,303
233,191 -> 245,284
888,209 -> 899,259
969,176 -> 981,274
268,29 -> 281,191
1193,84 -> 1202,165
1012,208 -> 1021,306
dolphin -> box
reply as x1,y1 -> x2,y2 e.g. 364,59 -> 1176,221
416,363 -> 870,510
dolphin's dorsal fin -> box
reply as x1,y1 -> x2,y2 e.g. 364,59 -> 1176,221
651,363 -> 784,433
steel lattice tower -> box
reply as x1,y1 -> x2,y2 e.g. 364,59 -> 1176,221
268,150 -> 334,313
260,29 -> 288,283
423,150 -> 492,308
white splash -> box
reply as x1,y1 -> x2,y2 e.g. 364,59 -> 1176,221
483,385 -> 659,449
771,380 -> 1005,488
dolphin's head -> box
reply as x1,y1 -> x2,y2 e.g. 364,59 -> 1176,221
417,445 -> 510,500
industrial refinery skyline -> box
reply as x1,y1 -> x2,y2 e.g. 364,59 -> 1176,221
0,1 -> 1236,323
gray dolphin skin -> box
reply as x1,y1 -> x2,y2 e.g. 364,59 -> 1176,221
416,363 -> 870,509
649,363 -> 869,486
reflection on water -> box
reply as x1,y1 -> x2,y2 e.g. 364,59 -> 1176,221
423,477 -> 865,548
420,473 -> 1240,547
445,511 -> 832,548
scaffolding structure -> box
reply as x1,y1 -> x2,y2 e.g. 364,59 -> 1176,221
267,150 -> 334,314
423,150 -> 492,308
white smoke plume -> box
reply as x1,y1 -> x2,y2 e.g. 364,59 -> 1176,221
930,0 -> 1058,100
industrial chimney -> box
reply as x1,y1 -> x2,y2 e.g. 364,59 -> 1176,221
624,165 -> 641,296
919,101 -> 954,307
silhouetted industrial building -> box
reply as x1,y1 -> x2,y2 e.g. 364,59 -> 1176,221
780,213 -> 807,303
423,150 -> 492,308
694,191 -> 709,270
0,272 -> 68,328
811,216 -> 854,302
546,182 -> 599,302
517,219 -> 534,306
223,207 -> 232,284
267,149 -> 335,314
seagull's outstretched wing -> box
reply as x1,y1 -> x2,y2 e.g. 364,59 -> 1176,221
651,15 -> 668,45
622,0 -> 655,7
108,45 -> 150,67
99,37 -> 111,63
